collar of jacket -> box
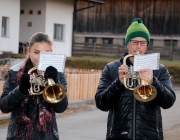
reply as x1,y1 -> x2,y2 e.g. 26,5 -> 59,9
10,62 -> 23,71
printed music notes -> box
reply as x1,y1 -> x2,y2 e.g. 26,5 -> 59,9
38,52 -> 66,72
133,53 -> 160,71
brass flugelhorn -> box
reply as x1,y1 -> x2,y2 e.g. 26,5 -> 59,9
123,53 -> 157,102
28,66 -> 65,103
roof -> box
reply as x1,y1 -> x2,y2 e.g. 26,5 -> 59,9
86,0 -> 104,3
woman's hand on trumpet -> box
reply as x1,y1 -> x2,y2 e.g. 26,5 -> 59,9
139,68 -> 153,84
19,73 -> 30,95
44,66 -> 58,82
118,64 -> 128,84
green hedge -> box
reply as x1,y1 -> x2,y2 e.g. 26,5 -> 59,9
168,67 -> 180,86
3,54 -> 180,86
65,59 -> 180,86
65,59 -> 108,70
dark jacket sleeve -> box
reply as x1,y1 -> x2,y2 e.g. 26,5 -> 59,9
95,64 -> 125,111
0,74 -> 28,113
52,72 -> 68,113
152,65 -> 176,109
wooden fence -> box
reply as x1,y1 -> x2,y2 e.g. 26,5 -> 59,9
0,69 -> 102,115
0,69 -> 102,100
72,43 -> 180,60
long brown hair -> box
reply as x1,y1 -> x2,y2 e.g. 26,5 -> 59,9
17,32 -> 53,79
29,32 -> 53,48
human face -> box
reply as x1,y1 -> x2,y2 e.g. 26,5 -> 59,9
127,37 -> 147,54
127,37 -> 147,62
27,42 -> 52,66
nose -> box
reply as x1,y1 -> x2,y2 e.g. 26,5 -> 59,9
137,42 -> 141,48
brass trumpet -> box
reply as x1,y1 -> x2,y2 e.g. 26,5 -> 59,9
28,66 -> 65,103
123,53 -> 157,102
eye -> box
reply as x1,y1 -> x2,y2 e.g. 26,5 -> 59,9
141,41 -> 147,45
132,40 -> 138,44
34,51 -> 39,54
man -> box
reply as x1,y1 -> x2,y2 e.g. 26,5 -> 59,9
95,18 -> 176,140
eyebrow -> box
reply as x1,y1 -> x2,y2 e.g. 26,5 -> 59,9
34,49 -> 40,51
33,49 -> 51,52
131,40 -> 147,41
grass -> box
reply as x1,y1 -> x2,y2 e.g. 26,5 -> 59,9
11,54 -> 27,58
66,56 -> 117,62
3,54 -> 180,85
10,54 -> 180,68
160,60 -> 180,67
66,56 -> 180,86
67,56 -> 180,68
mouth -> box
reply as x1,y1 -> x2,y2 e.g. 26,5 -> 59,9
32,62 -> 37,66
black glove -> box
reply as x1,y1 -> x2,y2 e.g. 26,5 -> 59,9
19,73 -> 30,95
44,66 -> 58,82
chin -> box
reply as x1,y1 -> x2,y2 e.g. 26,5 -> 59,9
133,51 -> 140,54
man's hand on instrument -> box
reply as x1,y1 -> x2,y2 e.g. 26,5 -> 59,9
139,68 -> 153,84
118,65 -> 128,84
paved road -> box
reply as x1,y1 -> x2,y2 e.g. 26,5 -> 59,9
0,88 -> 179,140
161,88 -> 180,130
58,108 -> 107,140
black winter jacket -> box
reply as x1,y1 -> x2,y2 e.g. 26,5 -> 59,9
95,55 -> 176,140
0,63 -> 68,140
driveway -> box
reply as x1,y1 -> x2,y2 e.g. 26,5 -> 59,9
0,88 -> 179,140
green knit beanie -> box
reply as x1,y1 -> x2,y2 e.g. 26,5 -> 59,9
125,18 -> 150,46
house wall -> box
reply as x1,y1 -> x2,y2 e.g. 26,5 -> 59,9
46,0 -> 74,57
20,0 -> 46,43
75,0 -> 180,35
19,0 -> 73,57
72,0 -> 180,58
74,33 -> 180,47
0,0 -> 20,54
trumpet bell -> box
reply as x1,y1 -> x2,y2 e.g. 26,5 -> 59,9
133,85 -> 157,102
43,78 -> 65,104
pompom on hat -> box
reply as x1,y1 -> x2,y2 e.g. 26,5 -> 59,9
125,18 -> 150,46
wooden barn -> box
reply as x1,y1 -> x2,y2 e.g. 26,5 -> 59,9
73,0 -> 180,59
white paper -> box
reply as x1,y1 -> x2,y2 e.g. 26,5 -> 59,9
38,52 -> 66,72
133,53 -> 160,71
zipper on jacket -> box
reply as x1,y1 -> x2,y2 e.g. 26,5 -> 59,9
132,80 -> 137,140
156,106 -> 160,139
156,128 -> 160,139
132,98 -> 136,140
110,106 -> 114,135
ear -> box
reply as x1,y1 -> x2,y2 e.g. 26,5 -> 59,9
26,47 -> 30,54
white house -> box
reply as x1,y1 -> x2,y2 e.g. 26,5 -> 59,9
0,0 -> 74,57
0,0 -> 20,54
20,0 -> 74,56
0,0 -> 104,57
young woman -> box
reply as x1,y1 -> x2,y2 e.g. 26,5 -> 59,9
0,32 -> 68,140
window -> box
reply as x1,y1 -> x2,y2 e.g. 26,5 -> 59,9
1,17 -> 9,37
85,37 -> 96,47
85,37 -> 96,44
164,40 -> 177,47
149,39 -> 154,47
53,24 -> 64,41
103,38 -> 113,47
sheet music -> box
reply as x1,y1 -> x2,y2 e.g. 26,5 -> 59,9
38,52 -> 66,72
133,53 -> 160,71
